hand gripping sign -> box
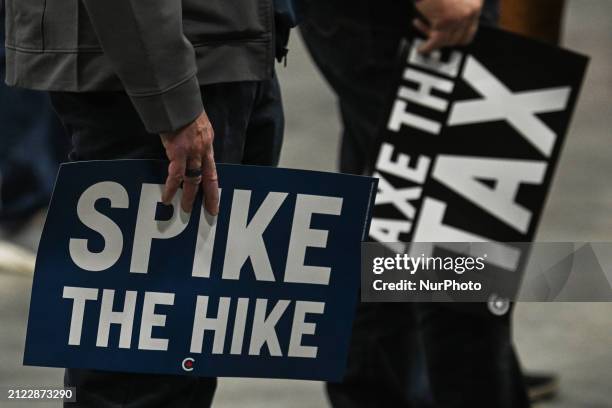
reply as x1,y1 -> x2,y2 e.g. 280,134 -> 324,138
24,160 -> 377,381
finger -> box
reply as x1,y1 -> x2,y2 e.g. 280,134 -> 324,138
418,31 -> 446,54
413,18 -> 431,37
181,157 -> 203,213
201,144 -> 219,216
163,158 -> 186,205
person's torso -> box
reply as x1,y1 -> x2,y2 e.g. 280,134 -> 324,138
4,0 -> 276,91
5,0 -> 273,53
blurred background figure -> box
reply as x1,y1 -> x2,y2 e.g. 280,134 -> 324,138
300,0 -> 572,405
0,9 -> 69,271
300,1 -> 533,408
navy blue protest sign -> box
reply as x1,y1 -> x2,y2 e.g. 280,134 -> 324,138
24,160 -> 377,381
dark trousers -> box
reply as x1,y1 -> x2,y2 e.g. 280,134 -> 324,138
50,76 -> 284,408
301,1 -> 529,407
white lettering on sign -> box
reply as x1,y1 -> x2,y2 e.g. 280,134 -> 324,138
69,185 -> 343,284
433,155 -> 547,234
376,143 -> 431,184
369,142 -> 431,245
248,298 -> 290,356
448,56 -> 570,157
408,38 -> 463,78
230,297 -> 250,355
64,184 -> 344,358
63,288 -> 326,359
96,289 -> 137,349
369,219 -> 412,246
63,286 -> 99,346
285,195 -> 343,285
131,184 -> 189,274
374,174 -> 422,220
69,182 -> 129,272
138,291 -> 175,351
222,190 -> 287,281
188,297 -> 324,358
372,37 -> 575,248
288,301 -> 325,358
191,190 -> 222,278
386,40 -> 463,135
190,296 -> 232,355
387,69 -> 455,135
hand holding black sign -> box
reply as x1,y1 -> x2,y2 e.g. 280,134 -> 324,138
369,28 -> 588,277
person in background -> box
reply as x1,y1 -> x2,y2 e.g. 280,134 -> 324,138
0,7 -> 69,272
4,0 -> 298,407
301,0 -> 552,406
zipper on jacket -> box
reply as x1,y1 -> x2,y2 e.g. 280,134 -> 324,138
40,0 -> 48,50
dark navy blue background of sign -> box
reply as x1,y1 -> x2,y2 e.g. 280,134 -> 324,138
24,160 -> 377,381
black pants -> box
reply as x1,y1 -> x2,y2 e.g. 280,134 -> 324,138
50,76 -> 284,408
301,1 -> 529,407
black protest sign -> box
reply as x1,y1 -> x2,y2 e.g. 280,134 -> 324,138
369,27 -> 588,279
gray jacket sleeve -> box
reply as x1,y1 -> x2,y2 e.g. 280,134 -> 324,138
80,0 -> 203,133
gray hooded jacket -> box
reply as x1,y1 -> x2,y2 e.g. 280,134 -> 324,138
3,0 -> 275,133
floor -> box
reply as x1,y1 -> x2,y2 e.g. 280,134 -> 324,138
1,0 -> 612,406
